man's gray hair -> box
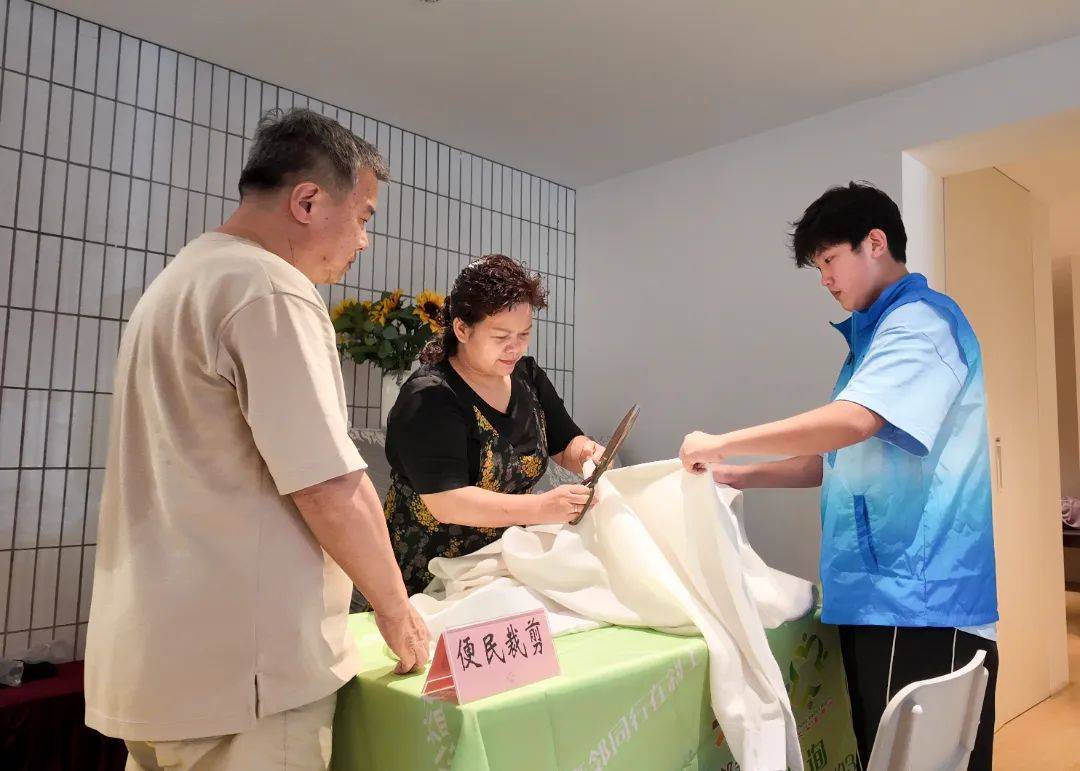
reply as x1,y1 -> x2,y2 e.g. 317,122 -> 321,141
238,108 -> 389,197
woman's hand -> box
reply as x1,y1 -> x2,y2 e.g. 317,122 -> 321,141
576,438 -> 606,472
533,484 -> 593,524
554,436 -> 607,476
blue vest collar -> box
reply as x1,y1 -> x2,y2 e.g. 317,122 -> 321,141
830,273 -> 927,354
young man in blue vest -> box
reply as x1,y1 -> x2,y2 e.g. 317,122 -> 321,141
679,182 -> 998,769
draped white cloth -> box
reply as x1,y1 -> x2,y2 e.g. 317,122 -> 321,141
411,459 -> 813,771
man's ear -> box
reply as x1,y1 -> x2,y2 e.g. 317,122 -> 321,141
866,228 -> 889,260
289,182 -> 320,224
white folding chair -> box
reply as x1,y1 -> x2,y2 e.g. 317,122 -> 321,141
866,649 -> 988,771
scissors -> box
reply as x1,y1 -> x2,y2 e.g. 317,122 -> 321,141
570,405 -> 640,525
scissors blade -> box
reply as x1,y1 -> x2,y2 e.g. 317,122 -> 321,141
572,405 -> 640,524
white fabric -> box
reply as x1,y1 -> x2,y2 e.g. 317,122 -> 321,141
412,459 -> 813,771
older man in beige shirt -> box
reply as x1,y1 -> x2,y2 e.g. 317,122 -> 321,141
84,108 -> 429,770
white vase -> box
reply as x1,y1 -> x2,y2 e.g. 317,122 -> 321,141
380,364 -> 417,428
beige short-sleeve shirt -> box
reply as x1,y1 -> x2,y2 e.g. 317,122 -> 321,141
84,232 -> 365,741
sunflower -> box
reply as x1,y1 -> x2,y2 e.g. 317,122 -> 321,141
378,289 -> 406,323
372,290 -> 403,326
371,299 -> 391,325
413,289 -> 445,332
330,297 -> 357,323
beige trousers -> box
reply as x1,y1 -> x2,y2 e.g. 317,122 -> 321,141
124,692 -> 337,771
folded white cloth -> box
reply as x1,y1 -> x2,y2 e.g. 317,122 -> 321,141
412,459 -> 813,771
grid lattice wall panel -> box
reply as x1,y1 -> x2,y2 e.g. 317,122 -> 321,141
0,0 -> 576,658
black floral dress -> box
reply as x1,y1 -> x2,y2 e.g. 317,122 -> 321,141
373,357 -> 582,604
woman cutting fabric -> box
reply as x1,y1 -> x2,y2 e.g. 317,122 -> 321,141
382,254 -> 604,599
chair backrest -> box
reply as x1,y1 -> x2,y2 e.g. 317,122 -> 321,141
866,649 -> 988,771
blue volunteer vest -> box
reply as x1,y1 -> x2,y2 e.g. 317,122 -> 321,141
820,273 -> 998,627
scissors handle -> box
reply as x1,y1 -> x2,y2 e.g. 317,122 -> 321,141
570,486 -> 596,526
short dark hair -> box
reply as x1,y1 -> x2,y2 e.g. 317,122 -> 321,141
790,182 -> 907,267
238,108 -> 390,198
420,254 -> 547,364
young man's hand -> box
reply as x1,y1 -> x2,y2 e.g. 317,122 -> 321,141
711,464 -> 748,489
679,402 -> 884,474
679,431 -> 725,474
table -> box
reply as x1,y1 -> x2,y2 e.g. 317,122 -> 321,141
0,660 -> 128,770
331,609 -> 858,771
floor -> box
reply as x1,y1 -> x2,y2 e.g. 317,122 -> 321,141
993,590 -> 1080,769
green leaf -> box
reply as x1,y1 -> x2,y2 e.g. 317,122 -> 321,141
382,324 -> 400,340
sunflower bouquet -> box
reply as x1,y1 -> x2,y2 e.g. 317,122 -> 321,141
331,289 -> 444,377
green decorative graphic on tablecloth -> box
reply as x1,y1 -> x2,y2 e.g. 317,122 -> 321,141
788,631 -> 828,710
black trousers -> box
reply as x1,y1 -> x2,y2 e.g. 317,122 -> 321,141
838,625 -> 998,771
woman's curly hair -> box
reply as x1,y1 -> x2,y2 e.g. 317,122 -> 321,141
420,254 -> 547,364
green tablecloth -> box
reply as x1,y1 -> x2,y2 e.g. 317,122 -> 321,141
331,609 -> 858,771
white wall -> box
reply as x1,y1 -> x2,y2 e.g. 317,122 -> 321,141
576,34 -> 1080,580
900,153 -> 945,289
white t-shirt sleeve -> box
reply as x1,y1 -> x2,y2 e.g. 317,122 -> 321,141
836,302 -> 967,457
216,292 -> 365,494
